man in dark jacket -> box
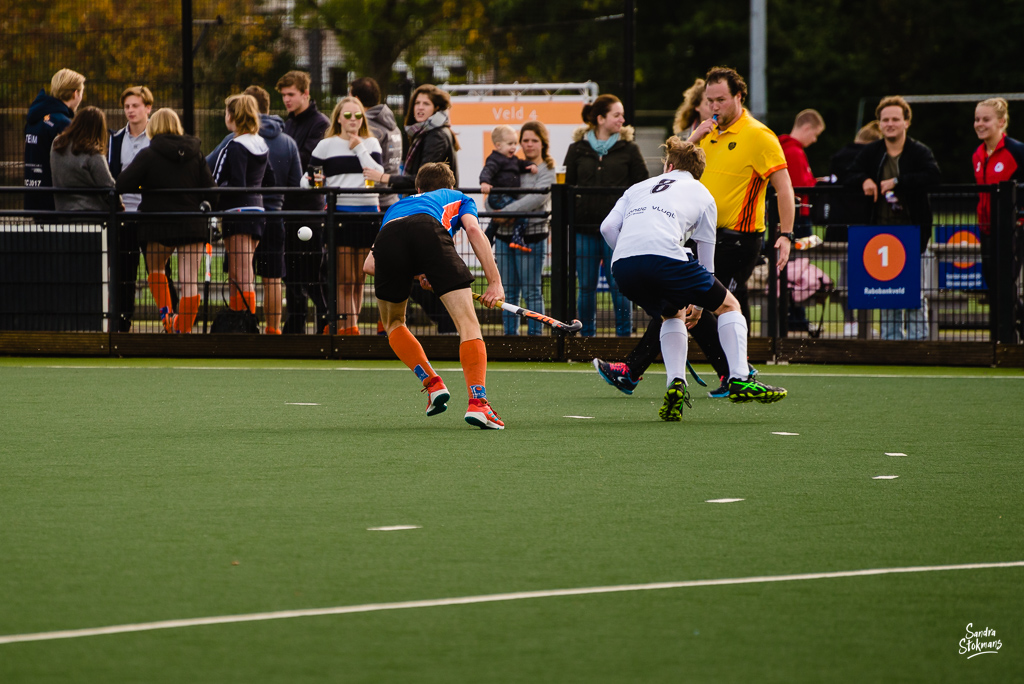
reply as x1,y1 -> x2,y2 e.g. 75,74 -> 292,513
847,96 -> 941,340
350,77 -> 403,210
24,68 -> 85,211
276,70 -> 331,334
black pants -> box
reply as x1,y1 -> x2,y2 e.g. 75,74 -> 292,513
115,221 -> 140,332
715,229 -> 765,329
283,221 -> 328,334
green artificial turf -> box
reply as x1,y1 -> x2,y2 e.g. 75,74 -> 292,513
0,359 -> 1022,682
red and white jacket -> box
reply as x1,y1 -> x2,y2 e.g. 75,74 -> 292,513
972,134 -> 1024,234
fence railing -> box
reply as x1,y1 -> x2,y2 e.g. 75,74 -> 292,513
1,182 -> 1021,350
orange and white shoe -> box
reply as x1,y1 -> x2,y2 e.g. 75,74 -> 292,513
465,398 -> 504,430
422,376 -> 450,417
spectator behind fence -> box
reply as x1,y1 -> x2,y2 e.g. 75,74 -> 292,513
350,76 -> 403,210
480,124 -> 537,252
25,68 -> 85,212
108,85 -> 156,332
210,94 -> 275,319
363,83 -> 460,334
672,78 -> 709,139
277,70 -> 331,335
300,96 -> 384,335
778,108 -> 826,333
491,121 -> 555,336
823,120 -> 882,337
848,95 -> 941,341
114,108 -> 216,334
207,86 -> 302,335
50,106 -> 114,214
972,98 -> 1024,299
563,93 -> 648,337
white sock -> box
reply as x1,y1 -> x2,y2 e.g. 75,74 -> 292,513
659,317 -> 689,388
717,310 -> 749,381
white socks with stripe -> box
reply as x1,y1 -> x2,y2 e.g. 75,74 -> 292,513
717,310 -> 749,381
659,317 -> 689,388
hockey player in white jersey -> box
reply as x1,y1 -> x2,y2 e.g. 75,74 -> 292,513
599,136 -> 787,420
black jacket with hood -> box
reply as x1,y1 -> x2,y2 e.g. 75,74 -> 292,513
115,134 -> 216,245
563,125 -> 649,234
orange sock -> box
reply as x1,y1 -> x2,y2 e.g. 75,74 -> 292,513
175,295 -> 200,333
460,338 -> 487,400
265,327 -> 282,335
388,325 -> 436,384
147,272 -> 173,313
229,290 -> 242,311
242,290 -> 256,314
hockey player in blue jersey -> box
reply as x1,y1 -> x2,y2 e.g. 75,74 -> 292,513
363,162 -> 507,429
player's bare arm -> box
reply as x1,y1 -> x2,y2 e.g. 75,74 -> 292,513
461,215 -> 504,306
769,168 -> 796,271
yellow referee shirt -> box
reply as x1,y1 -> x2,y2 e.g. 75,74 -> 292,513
698,109 -> 787,233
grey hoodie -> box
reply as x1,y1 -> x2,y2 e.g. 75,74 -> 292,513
364,103 -> 403,207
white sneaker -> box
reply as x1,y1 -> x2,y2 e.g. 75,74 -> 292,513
843,322 -> 859,337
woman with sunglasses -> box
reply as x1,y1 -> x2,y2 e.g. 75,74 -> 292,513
302,96 -> 384,334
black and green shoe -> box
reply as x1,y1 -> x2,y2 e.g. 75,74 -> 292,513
728,376 -> 787,404
659,378 -> 692,421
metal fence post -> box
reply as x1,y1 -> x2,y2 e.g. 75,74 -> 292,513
107,189 -> 120,340
549,183 -> 569,334
766,190 -> 780,340
992,181 -> 1018,344
325,191 -> 337,335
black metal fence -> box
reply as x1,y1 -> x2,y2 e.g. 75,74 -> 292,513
1,182 -> 1021,349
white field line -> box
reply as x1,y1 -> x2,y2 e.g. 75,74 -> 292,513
13,365 -> 1024,380
1,560 -> 1021,646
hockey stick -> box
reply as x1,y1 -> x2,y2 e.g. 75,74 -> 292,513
686,361 -> 708,387
472,293 -> 582,334
200,201 -> 213,334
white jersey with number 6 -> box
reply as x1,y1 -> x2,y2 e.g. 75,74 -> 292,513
600,169 -> 717,268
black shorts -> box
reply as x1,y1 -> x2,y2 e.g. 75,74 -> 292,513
222,212 -> 265,240
372,214 -> 473,303
335,212 -> 381,249
254,217 -> 286,278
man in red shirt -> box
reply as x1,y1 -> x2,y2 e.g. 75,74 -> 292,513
778,109 -> 825,332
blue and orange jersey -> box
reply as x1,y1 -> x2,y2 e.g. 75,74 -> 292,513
698,109 -> 788,233
381,188 -> 478,237
972,134 -> 1024,234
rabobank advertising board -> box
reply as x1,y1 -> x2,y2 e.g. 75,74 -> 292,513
848,224 -> 922,310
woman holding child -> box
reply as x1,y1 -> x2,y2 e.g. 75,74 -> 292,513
490,121 -> 556,336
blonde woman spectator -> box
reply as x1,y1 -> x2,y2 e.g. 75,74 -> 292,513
301,96 -> 384,335
115,108 -> 216,333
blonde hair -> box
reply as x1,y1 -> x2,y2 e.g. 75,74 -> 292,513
226,94 -> 260,136
326,96 -> 370,138
490,125 -> 516,145
794,108 -> 825,130
51,68 -> 85,102
977,98 -> 1009,132
672,78 -> 706,134
855,120 -> 883,144
146,108 -> 184,138
661,136 -> 706,180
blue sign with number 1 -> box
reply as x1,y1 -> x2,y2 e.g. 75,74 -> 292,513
848,225 -> 921,310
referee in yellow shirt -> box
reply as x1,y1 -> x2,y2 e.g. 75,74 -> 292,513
690,66 -> 796,327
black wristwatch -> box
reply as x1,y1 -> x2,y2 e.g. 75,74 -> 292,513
780,232 -> 796,243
